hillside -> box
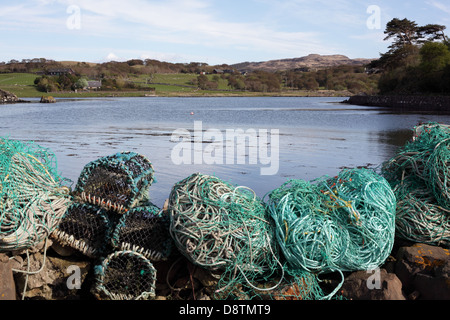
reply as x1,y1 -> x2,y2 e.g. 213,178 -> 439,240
59,61 -> 98,67
232,54 -> 376,72
0,54 -> 380,97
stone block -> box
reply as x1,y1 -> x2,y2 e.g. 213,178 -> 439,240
340,269 -> 405,300
395,243 -> 450,300
0,254 -> 16,300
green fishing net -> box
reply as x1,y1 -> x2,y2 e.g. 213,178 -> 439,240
266,168 -> 396,298
168,173 -> 333,300
267,168 -> 396,274
382,122 -> 450,247
168,173 -> 286,298
0,137 -> 72,252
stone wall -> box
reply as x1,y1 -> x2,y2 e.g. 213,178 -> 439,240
1,238 -> 448,300
344,95 -> 450,113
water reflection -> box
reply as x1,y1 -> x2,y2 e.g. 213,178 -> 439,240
1,97 -> 449,207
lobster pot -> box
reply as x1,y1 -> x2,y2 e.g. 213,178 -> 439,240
51,202 -> 111,258
74,152 -> 155,214
110,203 -> 173,261
92,250 -> 157,300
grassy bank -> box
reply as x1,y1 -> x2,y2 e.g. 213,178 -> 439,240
0,72 -> 352,98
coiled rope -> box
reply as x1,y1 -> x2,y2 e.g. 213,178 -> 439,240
266,168 -> 396,297
0,138 -> 72,300
0,138 -> 72,252
168,173 -> 283,298
382,122 -> 450,247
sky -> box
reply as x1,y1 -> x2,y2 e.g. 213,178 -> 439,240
1,0 -> 449,65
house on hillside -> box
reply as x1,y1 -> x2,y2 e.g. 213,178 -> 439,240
87,80 -> 102,90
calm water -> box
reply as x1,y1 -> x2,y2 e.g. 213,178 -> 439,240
2,96 -> 450,207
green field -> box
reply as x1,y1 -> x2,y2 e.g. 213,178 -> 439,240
134,73 -> 232,91
0,72 -> 350,98
0,72 -> 234,97
0,73 -> 41,97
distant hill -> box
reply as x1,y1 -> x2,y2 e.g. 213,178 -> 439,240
59,61 -> 98,67
232,54 -> 376,72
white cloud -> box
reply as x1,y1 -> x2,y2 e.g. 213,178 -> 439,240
53,0 -> 332,57
139,52 -> 203,63
0,0 -> 389,63
0,3 -> 64,32
105,52 -> 121,61
427,0 -> 450,14
261,0 -> 367,28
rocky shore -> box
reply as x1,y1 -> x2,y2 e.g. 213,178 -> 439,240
343,95 -> 450,113
0,89 -> 29,104
0,235 -> 448,301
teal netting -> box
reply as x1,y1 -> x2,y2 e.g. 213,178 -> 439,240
265,168 -> 396,297
168,173 -> 286,298
382,122 -> 450,247
0,137 -> 72,252
167,172 -> 336,300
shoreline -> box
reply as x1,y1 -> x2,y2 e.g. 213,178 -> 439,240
344,95 -> 450,114
2,88 -> 354,100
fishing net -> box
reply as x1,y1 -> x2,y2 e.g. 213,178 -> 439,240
427,138 -> 450,209
0,137 -> 72,252
217,267 -> 331,300
74,152 -> 155,214
266,168 -> 396,296
92,250 -> 157,300
168,173 -> 287,299
382,122 -> 450,247
255,270 -> 324,300
393,176 -> 450,246
110,202 -> 173,261
51,202 -> 112,258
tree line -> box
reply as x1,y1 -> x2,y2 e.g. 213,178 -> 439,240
279,65 -> 379,94
33,74 -> 153,92
368,18 -> 450,95
7,18 -> 450,97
